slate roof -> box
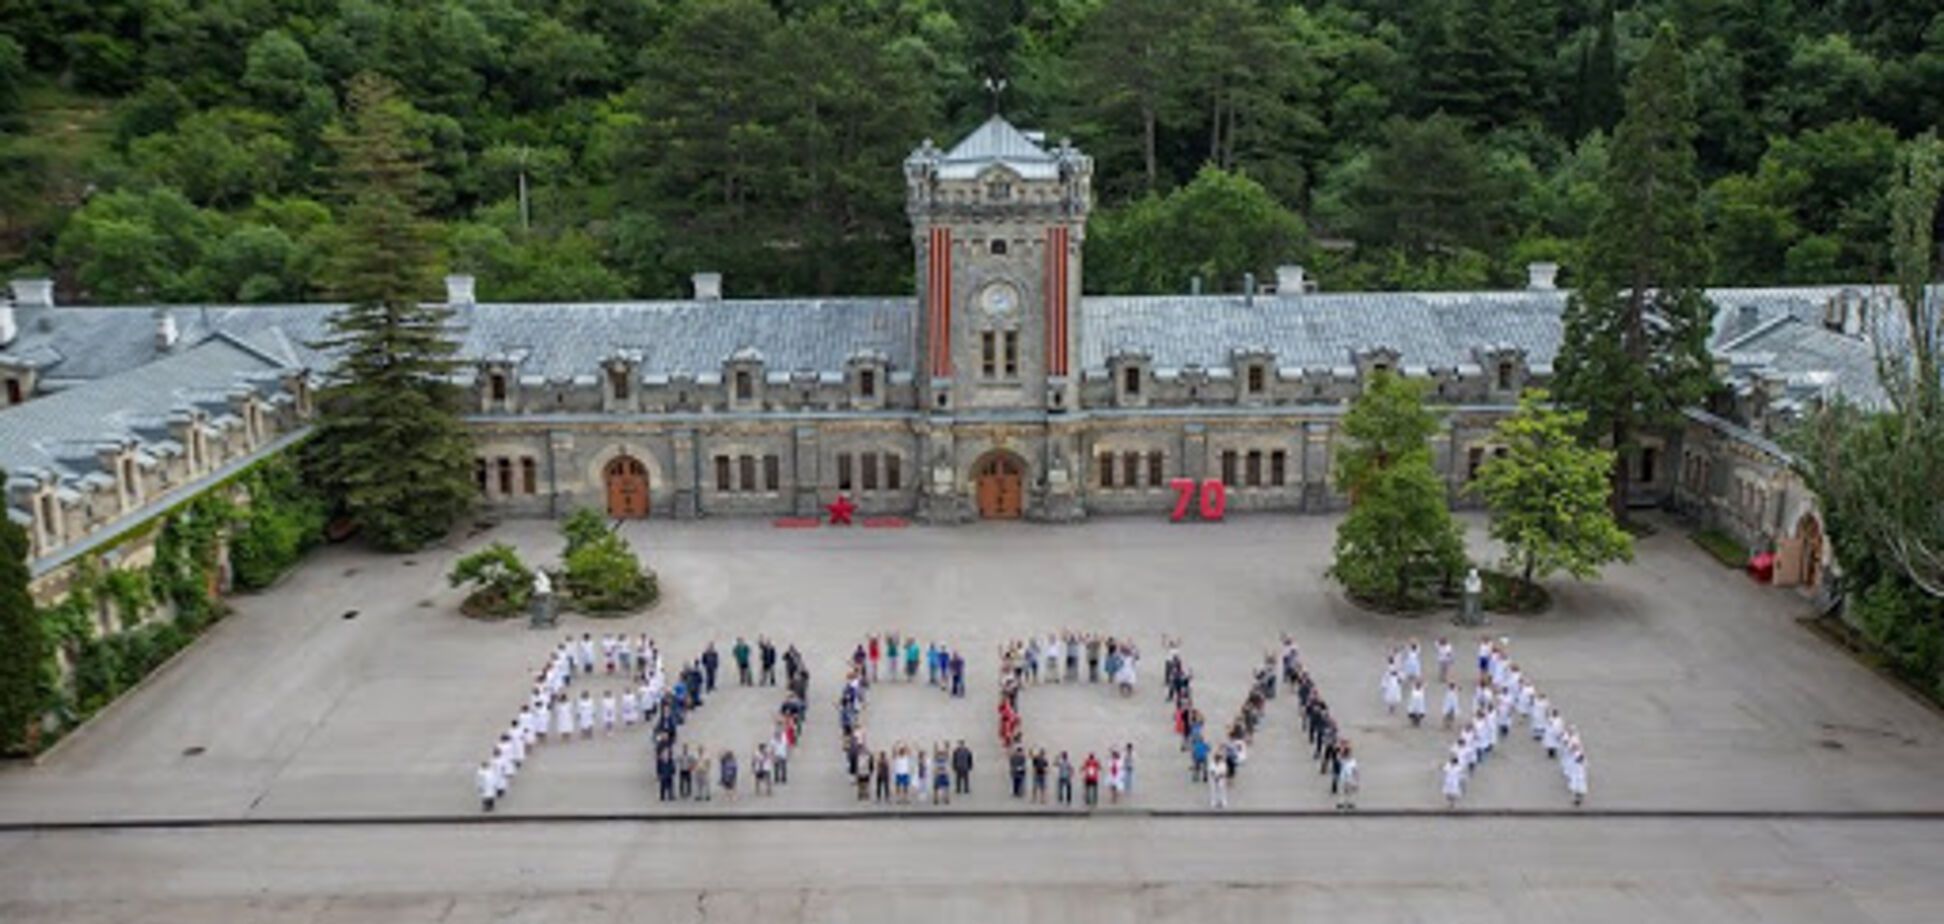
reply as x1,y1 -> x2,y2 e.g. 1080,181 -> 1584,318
0,337 -> 288,483
1080,291 -> 1570,375
456,299 -> 914,380
932,115 -> 1061,180
0,284 -> 1910,413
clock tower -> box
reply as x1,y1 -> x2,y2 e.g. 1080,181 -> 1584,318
906,116 -> 1092,414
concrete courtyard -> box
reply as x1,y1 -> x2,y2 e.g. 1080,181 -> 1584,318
3,513 -> 1943,921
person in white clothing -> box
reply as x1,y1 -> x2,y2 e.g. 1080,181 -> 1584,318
1529,693 -> 1550,740
600,691 -> 618,735
576,691 -> 596,739
1441,682 -> 1461,729
1442,756 -> 1465,808
1407,681 -> 1427,727
1543,710 -> 1564,757
477,760 -> 500,811
1403,641 -> 1422,683
555,696 -> 574,744
1208,751 -> 1229,808
1567,749 -> 1589,805
1381,670 -> 1403,714
1436,638 -> 1454,683
1335,747 -> 1360,810
620,689 -> 638,727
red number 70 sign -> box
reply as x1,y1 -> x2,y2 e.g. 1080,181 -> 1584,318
1168,478 -> 1227,522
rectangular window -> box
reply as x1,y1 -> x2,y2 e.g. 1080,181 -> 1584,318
1639,447 -> 1658,484
1220,450 -> 1238,486
4,378 -> 20,404
1246,450 -> 1262,487
735,371 -> 753,401
1247,366 -> 1265,394
859,369 -> 876,399
1098,452 -> 1115,489
497,457 -> 513,495
715,455 -> 731,492
837,453 -> 854,491
1123,367 -> 1141,396
1147,451 -> 1164,487
764,455 -> 780,492
1122,452 -> 1139,488
739,455 -> 756,492
474,458 -> 488,494
1270,450 -> 1287,487
521,457 -> 538,495
1468,447 -> 1486,481
862,453 -> 879,491
886,455 -> 902,491
1497,362 -> 1514,391
489,374 -> 506,402
982,332 -> 997,378
1003,331 -> 1019,377
610,368 -> 630,401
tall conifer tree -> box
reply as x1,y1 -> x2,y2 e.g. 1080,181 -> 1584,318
309,73 -> 473,551
1555,23 -> 1715,518
0,471 -> 45,754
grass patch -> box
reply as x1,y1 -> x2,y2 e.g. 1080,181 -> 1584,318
1689,528 -> 1749,569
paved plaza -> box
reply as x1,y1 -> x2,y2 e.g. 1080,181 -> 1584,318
3,515 -> 1943,920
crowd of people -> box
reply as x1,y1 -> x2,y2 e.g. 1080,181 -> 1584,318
472,633 -> 811,811
1385,636 -> 1590,808
836,634 -> 975,805
995,633 -> 1139,807
651,636 -> 810,803
477,633 -> 668,810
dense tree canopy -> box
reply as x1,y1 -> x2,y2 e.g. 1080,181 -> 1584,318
4,1 -> 1941,301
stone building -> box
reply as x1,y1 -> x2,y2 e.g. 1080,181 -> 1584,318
0,117 -> 1907,601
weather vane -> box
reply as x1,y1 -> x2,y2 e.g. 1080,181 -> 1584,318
983,76 -> 1008,115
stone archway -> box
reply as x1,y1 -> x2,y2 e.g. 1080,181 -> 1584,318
604,455 -> 651,519
972,450 -> 1026,520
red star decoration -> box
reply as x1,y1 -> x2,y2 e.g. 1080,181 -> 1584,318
826,494 -> 857,526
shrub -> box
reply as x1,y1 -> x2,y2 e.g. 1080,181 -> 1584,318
561,508 -> 610,555
229,456 -> 327,590
563,533 -> 658,615
1690,528 -> 1748,569
447,542 -> 534,619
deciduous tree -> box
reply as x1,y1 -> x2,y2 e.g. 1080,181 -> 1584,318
1471,391 -> 1633,601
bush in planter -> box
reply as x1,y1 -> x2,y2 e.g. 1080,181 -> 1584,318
563,533 -> 658,614
447,542 -> 534,619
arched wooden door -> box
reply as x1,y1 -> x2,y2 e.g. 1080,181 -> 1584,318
605,455 -> 651,519
1798,514 -> 1824,589
974,452 -> 1024,520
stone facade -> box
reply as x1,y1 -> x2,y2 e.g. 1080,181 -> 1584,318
0,119 -> 1905,593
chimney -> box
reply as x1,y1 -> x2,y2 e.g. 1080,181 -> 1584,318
1243,272 -> 1255,307
1526,262 -> 1559,291
11,278 -> 53,309
444,274 -> 476,307
1737,303 -> 1759,333
1276,265 -> 1307,295
0,298 -> 13,347
1190,275 -> 1203,296
154,309 -> 178,350
692,272 -> 723,301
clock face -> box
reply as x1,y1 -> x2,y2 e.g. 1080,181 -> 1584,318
981,283 -> 1018,315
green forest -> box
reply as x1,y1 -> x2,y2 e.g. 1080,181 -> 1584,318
2,0 -> 1940,303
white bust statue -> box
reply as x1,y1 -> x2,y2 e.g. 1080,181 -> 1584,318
1464,567 -> 1483,596
533,569 -> 552,597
